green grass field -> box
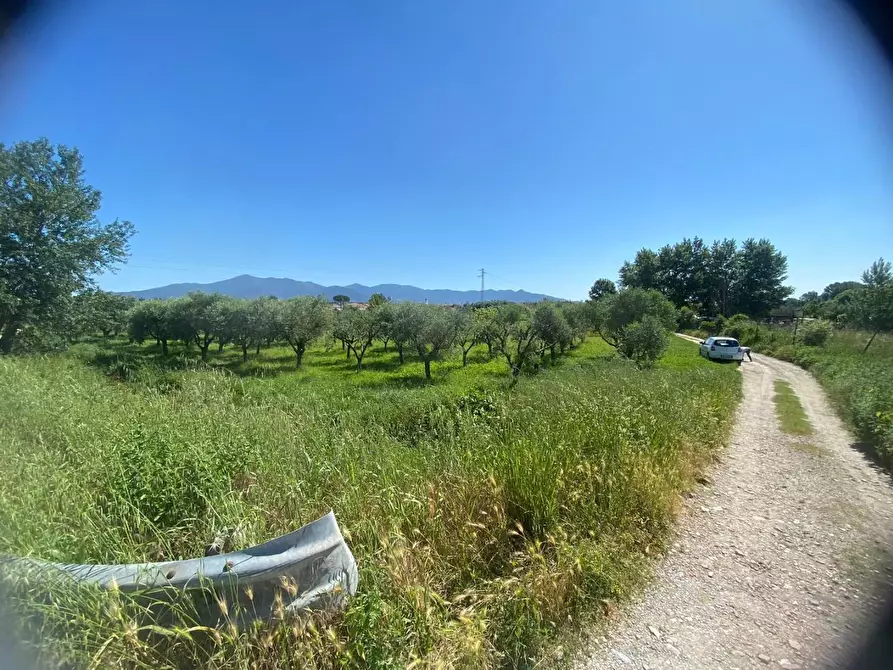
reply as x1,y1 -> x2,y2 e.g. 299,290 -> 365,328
0,336 -> 740,669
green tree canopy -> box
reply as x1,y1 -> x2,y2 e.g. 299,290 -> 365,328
0,139 -> 134,352
278,295 -> 332,367
595,288 -> 676,352
588,278 -> 617,302
862,257 -> 892,288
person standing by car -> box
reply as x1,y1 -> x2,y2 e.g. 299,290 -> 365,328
741,346 -> 753,362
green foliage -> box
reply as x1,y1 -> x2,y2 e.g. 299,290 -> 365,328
409,305 -> 461,379
0,139 -> 135,353
618,236 -> 792,318
799,320 -> 832,347
587,278 -> 617,302
333,294 -> 350,305
531,302 -> 571,359
333,306 -> 379,371
616,315 -> 669,368
596,289 -> 676,343
862,257 -> 892,288
278,295 -> 332,367
71,290 -> 136,338
367,292 -> 389,308
676,306 -> 698,331
844,286 -> 893,350
0,336 -> 740,667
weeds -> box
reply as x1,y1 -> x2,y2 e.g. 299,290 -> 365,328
0,336 -> 740,668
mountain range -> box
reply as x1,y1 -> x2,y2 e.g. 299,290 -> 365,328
121,275 -> 561,304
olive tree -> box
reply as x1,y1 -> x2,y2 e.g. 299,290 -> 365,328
411,305 -> 461,379
128,299 -> 176,355
491,303 -> 542,374
0,139 -> 134,353
279,295 -> 332,367
596,288 -> 676,365
388,301 -> 425,364
167,292 -> 228,360
455,308 -> 477,366
333,306 -> 379,371
532,302 -> 571,360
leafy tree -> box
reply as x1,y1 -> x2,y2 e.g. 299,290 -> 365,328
410,305 -> 460,379
471,305 -> 499,357
821,281 -> 863,301
490,303 -> 542,375
595,288 -> 676,353
279,295 -> 332,367
371,300 -> 394,351
170,292 -> 227,361
588,278 -> 617,302
367,292 -> 389,308
333,295 -> 350,308
704,238 -> 738,317
0,139 -> 134,353
560,301 -> 596,345
799,320 -> 832,347
729,238 -> 792,318
862,257 -> 892,288
72,289 -> 136,338
333,306 -> 379,371
128,299 -> 175,355
388,301 -> 425,364
532,302 -> 571,360
454,308 -> 477,367
846,285 -> 893,353
618,248 -> 660,290
616,315 -> 668,367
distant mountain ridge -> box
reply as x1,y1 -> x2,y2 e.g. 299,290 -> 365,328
121,274 -> 562,304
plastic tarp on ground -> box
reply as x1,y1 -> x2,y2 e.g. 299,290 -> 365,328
3,511 -> 358,625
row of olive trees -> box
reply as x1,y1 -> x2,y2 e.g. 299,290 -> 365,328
126,287 -> 678,375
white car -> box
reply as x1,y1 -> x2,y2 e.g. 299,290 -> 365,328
699,336 -> 744,361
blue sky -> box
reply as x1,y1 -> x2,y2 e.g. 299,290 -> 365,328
2,0 -> 892,300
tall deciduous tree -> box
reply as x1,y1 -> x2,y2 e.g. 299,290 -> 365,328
0,139 -> 134,352
278,295 -> 332,367
731,238 -> 792,318
862,257 -> 892,288
588,278 -> 617,302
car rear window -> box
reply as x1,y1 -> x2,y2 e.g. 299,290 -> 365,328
715,339 -> 739,347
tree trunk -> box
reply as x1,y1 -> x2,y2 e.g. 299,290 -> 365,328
201,343 -> 210,361
383,338 -> 389,352
486,341 -> 492,357
218,341 -> 225,352
462,349 -> 468,367
242,343 -> 249,362
550,344 -> 557,361
161,339 -> 169,356
424,358 -> 431,379
354,346 -> 364,372
0,321 -> 19,354
864,331 -> 879,353
296,346 -> 305,368
346,345 -> 352,360
397,343 -> 404,364
341,340 -> 346,351
256,342 -> 261,355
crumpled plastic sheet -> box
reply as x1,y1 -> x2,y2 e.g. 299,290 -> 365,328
3,511 -> 358,625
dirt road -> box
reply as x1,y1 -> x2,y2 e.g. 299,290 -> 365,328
577,339 -> 893,669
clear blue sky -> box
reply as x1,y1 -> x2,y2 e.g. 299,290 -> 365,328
2,0 -> 892,300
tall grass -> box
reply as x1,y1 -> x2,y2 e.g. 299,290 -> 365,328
0,337 -> 740,668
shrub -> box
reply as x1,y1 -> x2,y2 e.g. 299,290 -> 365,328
677,306 -> 698,331
617,315 -> 669,368
799,320 -> 832,347
700,320 -> 718,335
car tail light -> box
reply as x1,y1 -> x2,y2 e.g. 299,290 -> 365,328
710,346 -> 715,351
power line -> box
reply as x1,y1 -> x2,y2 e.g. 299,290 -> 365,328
478,268 -> 485,303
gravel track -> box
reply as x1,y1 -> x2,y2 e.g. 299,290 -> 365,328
576,340 -> 893,669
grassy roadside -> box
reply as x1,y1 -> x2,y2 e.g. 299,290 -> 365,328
687,326 -> 892,466
0,336 -> 741,668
